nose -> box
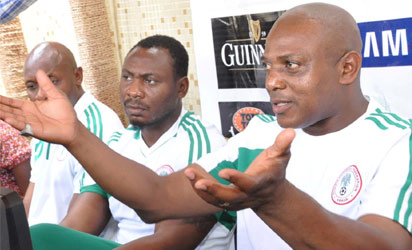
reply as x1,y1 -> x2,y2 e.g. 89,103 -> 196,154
34,87 -> 47,101
127,80 -> 144,99
265,70 -> 286,91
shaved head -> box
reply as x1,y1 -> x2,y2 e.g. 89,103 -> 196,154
24,42 -> 84,105
25,42 -> 77,72
275,3 -> 362,61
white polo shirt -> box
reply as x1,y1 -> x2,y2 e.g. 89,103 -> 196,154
28,92 -> 124,226
197,98 -> 412,249
81,108 -> 235,249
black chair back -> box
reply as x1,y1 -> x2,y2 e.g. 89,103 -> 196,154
0,188 -> 32,250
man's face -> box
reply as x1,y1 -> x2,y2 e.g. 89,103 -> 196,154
120,47 -> 182,127
262,17 -> 342,131
24,55 -> 80,105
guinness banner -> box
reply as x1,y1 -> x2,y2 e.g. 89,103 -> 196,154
211,11 -> 283,137
191,0 -> 412,138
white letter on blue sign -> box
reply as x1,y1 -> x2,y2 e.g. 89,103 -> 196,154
364,32 -> 380,57
382,29 -> 408,56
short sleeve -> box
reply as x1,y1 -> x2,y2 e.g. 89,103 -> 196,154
357,131 -> 412,233
80,171 -> 109,199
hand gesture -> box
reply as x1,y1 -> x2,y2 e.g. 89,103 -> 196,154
184,128 -> 295,211
0,70 -> 78,145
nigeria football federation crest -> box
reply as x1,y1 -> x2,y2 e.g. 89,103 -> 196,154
331,165 -> 362,205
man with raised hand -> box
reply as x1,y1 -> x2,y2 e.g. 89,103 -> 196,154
22,42 -> 124,226
1,3 -> 411,249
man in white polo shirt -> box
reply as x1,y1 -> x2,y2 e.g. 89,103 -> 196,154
30,35 -> 234,250
23,42 -> 124,226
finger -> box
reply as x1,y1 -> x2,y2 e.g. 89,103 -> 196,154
0,107 -> 26,130
36,70 -> 66,98
195,178 -> 247,203
2,117 -> 27,131
218,168 -> 258,193
184,166 -> 246,206
0,94 -> 24,109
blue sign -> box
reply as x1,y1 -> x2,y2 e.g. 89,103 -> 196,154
359,17 -> 412,67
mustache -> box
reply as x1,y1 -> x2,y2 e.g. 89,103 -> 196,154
123,98 -> 149,109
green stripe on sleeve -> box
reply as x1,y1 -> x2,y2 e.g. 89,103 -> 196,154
34,141 -> 44,162
376,108 -> 411,127
394,132 -> 412,232
91,103 -> 103,139
80,183 -> 109,199
184,117 -> 203,160
84,109 -> 91,131
196,120 -> 211,154
181,122 -> 195,164
88,106 -> 98,135
46,143 -> 51,160
371,113 -> 407,129
365,117 -> 388,130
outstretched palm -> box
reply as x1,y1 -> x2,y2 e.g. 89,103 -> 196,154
0,70 -> 78,145
185,128 -> 295,211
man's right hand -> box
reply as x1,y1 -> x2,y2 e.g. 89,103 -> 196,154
0,70 -> 78,145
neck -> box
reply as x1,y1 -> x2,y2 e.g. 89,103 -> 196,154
303,94 -> 368,136
140,105 -> 182,147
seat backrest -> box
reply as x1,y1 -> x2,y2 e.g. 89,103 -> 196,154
0,188 -> 33,250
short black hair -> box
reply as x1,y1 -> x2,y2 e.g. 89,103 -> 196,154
127,35 -> 189,79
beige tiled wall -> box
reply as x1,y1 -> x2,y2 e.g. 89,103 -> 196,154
1,0 -> 201,115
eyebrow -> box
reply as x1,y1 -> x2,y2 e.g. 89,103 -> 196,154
122,69 -> 155,78
261,53 -> 305,62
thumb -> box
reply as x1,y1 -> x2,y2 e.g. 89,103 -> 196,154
268,128 -> 295,158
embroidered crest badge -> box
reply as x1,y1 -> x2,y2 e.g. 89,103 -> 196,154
155,165 -> 174,176
331,165 -> 362,205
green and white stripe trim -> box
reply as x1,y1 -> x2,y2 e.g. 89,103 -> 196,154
106,131 -> 123,146
366,108 -> 412,232
83,102 -> 104,139
256,113 -> 276,123
179,112 -> 211,164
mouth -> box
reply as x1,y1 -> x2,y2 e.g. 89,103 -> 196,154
124,100 -> 149,116
272,101 -> 292,114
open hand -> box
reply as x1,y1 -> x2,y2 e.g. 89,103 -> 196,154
0,70 -> 78,145
184,128 -> 295,211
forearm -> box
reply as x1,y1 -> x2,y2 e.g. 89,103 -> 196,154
66,124 -> 218,221
255,181 -> 407,250
60,193 -> 110,235
23,182 -> 34,217
116,217 -> 216,250
12,159 -> 31,196
65,123 -> 162,212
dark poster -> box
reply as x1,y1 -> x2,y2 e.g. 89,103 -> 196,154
211,11 -> 284,137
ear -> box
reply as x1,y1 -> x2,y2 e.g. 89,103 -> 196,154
338,51 -> 362,85
177,76 -> 189,98
74,67 -> 83,86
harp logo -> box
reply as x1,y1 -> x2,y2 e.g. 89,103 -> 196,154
249,19 -> 261,42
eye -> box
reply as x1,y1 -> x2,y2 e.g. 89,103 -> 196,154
286,61 -> 299,71
122,74 -> 133,81
26,82 -> 37,90
50,78 -> 58,85
144,78 -> 156,85
261,61 -> 272,70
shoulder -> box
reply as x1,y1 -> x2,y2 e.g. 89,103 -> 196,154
363,104 -> 411,138
76,93 -> 124,139
178,111 -> 225,144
